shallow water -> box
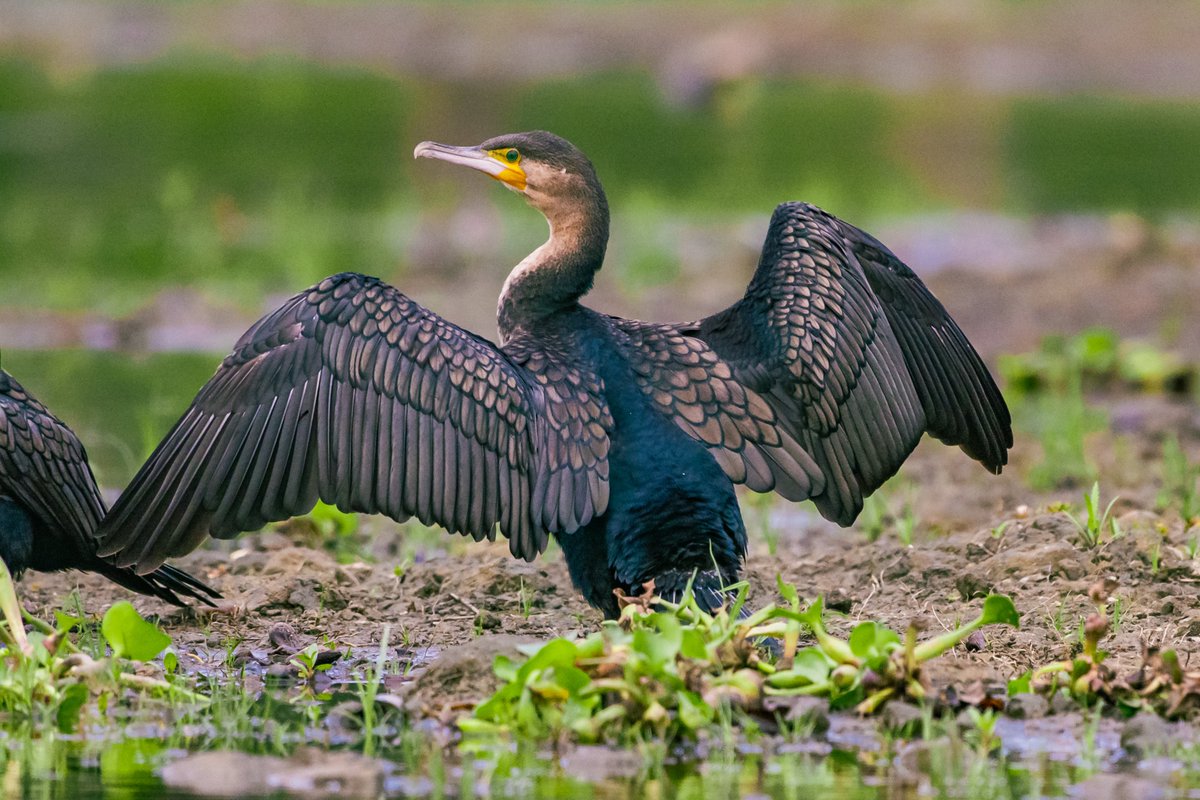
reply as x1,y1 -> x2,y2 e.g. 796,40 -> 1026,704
0,716 -> 1116,800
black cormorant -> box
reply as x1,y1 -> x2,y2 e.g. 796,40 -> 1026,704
96,131 -> 1010,618
0,370 -> 219,606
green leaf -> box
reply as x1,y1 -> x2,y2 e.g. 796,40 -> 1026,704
54,611 -> 84,635
162,650 -> 178,675
633,615 -> 682,669
1007,670 -> 1032,696
56,682 -> 89,733
519,638 -> 579,678
979,595 -> 1020,628
457,717 -> 502,735
791,647 -> 836,684
101,602 -> 171,661
552,665 -> 592,696
493,654 -> 519,683
678,690 -> 714,730
680,628 -> 707,660
775,575 -> 800,608
849,621 -> 901,664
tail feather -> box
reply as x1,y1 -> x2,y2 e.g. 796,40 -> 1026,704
654,568 -> 742,616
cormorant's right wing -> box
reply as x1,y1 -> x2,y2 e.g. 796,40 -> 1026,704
97,273 -> 611,572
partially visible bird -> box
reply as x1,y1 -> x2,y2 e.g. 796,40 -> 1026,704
0,370 -> 219,606
96,131 -> 1010,619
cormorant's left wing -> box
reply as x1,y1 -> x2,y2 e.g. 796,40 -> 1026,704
618,202 -> 1010,526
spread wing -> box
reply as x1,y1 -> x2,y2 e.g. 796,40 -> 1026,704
96,273 -> 611,572
0,371 -> 105,560
0,371 -> 219,605
619,202 -> 1010,525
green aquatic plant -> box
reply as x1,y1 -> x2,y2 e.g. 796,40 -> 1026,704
1012,579 -> 1200,718
462,577 -> 1019,744
0,562 -> 203,731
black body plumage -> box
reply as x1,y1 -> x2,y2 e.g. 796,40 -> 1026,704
0,371 -> 219,606
96,131 -> 1011,618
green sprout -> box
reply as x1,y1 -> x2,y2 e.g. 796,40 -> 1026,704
1064,482 -> 1121,549
289,644 -> 334,683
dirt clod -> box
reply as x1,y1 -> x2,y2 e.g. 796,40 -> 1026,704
1005,693 -> 1049,720
399,634 -> 536,719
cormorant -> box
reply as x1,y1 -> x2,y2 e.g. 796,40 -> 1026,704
96,131 -> 1010,619
0,370 -> 219,606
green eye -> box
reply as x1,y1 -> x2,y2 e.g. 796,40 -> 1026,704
504,148 -> 520,163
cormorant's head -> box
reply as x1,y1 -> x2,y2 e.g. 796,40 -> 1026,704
414,131 -> 606,223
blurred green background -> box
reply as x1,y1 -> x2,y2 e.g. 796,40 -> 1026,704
1,0 -> 1197,485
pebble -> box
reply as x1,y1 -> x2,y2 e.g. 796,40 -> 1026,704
1005,693 -> 1049,719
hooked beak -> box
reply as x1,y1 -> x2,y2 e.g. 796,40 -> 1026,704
414,141 -> 527,191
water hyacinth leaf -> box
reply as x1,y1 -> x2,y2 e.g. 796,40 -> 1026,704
634,616 -> 682,669
56,682 -> 89,733
101,602 -> 171,661
575,633 -> 606,659
493,654 -> 519,683
516,685 -> 542,731
680,628 -> 707,660
979,595 -> 1020,628
849,621 -> 901,668
678,690 -> 713,730
518,638 -> 579,680
552,665 -> 592,696
792,647 -> 836,684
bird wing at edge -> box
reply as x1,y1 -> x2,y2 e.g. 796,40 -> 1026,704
616,202 -> 1010,526
0,372 -> 219,605
96,273 -> 611,573
0,371 -> 106,561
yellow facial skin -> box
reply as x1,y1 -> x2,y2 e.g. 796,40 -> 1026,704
486,148 -> 527,191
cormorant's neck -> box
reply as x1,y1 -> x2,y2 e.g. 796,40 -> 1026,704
498,195 -> 609,340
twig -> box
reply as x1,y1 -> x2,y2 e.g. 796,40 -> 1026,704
447,593 -> 481,617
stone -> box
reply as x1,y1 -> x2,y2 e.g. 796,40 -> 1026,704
1005,693 -> 1048,719
1120,713 -> 1176,757
881,701 -> 923,736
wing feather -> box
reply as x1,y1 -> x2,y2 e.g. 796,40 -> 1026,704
612,202 -> 1010,526
0,371 -> 219,605
97,273 -> 612,571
